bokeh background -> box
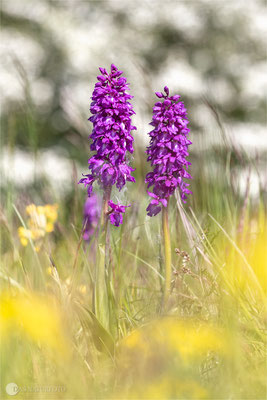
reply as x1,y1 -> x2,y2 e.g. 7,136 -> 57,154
1,0 -> 266,209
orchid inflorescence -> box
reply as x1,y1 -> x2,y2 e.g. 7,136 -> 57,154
79,64 -> 136,226
79,66 -> 192,227
145,86 -> 192,217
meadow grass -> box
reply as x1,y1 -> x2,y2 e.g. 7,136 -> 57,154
0,126 -> 266,399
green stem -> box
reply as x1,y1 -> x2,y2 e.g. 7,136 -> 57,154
94,186 -> 111,331
162,200 -> 172,305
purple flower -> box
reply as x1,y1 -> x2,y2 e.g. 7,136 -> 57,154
108,200 -> 130,227
79,64 -> 136,195
83,193 -> 101,241
146,192 -> 167,217
145,86 -> 192,216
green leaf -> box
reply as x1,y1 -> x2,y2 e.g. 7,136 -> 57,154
75,301 -> 114,358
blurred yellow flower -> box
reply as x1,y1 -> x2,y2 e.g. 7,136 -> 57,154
120,377 -> 208,400
46,222 -> 54,233
221,212 -> 267,298
17,226 -> 32,246
78,284 -> 87,295
46,266 -> 53,275
26,204 -> 38,216
121,318 -> 228,363
246,217 -> 267,293
0,291 -> 69,358
44,204 -> 58,223
117,318 -> 228,399
18,203 -> 58,250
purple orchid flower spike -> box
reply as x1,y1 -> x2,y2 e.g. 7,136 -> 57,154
145,87 -> 192,216
108,200 -> 130,227
145,87 -> 192,305
79,64 -> 136,225
78,65 -> 136,331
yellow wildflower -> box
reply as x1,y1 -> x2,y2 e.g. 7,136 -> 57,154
37,205 -> 45,214
45,222 -> 54,233
44,204 -> 58,223
17,226 -> 32,246
221,212 -> 267,299
117,318 -> 228,400
121,318 -> 228,364
0,291 -> 69,358
26,204 -> 37,216
28,211 -> 47,232
18,203 -> 58,249
30,227 -> 46,240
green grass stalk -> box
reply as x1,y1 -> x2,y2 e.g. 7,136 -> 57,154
162,199 -> 171,305
94,186 -> 112,332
